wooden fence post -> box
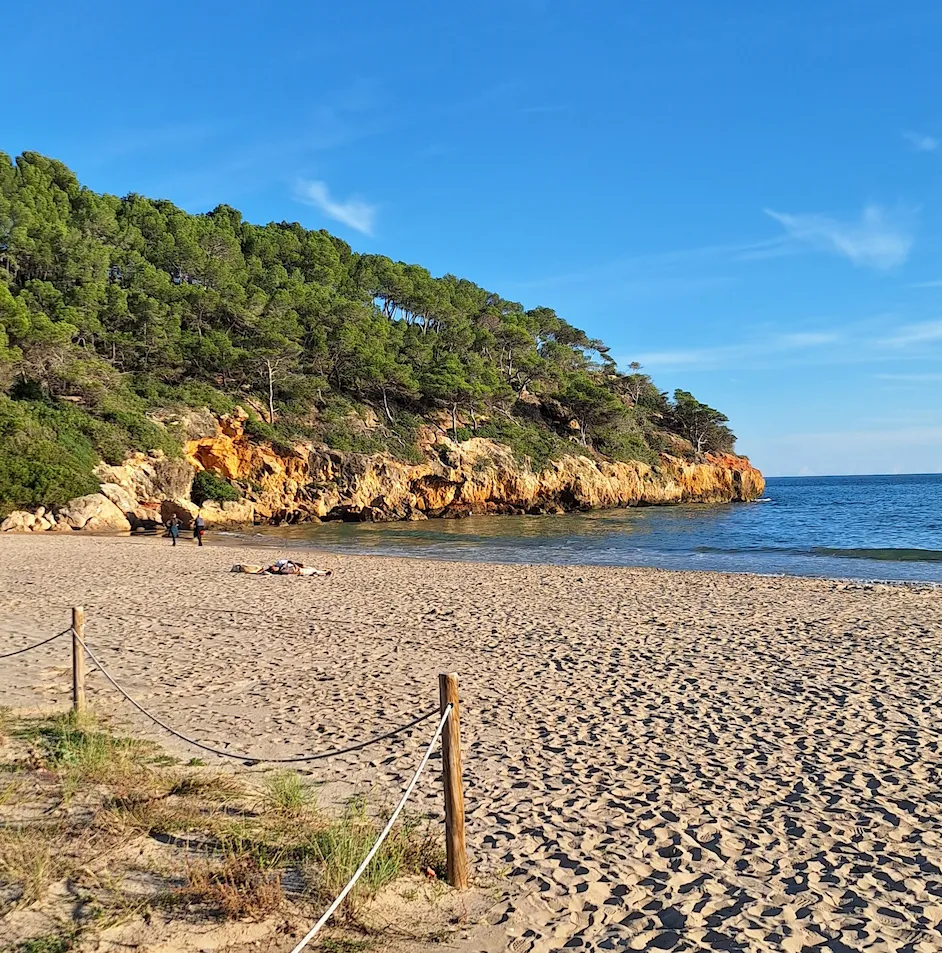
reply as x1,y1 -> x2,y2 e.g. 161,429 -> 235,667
72,607 -> 86,715
438,672 -> 469,888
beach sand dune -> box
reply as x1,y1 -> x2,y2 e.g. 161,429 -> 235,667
1,535 -> 941,951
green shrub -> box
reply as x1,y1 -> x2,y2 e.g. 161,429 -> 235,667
477,416 -> 570,471
0,397 -> 99,513
315,399 -> 385,455
191,470 -> 241,506
593,428 -> 657,466
96,396 -> 179,460
241,415 -> 303,456
318,427 -> 385,455
132,375 -> 237,418
383,411 -> 425,463
242,416 -> 278,444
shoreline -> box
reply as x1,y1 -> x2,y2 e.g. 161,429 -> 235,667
217,529 -> 942,588
3,534 -> 941,950
5,526 -> 942,588
7,525 -> 942,588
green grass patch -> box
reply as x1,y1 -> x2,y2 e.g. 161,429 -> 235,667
262,770 -> 317,816
5,931 -> 79,953
13,711 -> 157,800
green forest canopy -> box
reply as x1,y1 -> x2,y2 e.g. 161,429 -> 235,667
0,151 -> 737,511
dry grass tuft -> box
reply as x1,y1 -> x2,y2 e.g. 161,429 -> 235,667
0,710 -> 448,943
170,853 -> 285,920
167,771 -> 244,802
0,825 -> 69,911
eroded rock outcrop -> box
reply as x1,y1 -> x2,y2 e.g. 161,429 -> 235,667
1,410 -> 764,534
183,412 -> 764,524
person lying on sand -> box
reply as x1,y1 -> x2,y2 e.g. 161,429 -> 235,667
269,558 -> 302,575
231,561 -> 331,577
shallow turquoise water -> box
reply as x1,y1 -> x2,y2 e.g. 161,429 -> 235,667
224,474 -> 942,583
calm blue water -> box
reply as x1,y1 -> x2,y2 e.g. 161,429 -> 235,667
228,474 -> 942,582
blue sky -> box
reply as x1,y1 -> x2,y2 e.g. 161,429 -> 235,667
6,0 -> 942,476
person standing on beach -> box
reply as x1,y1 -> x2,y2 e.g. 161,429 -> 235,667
194,513 -> 206,547
166,514 -> 181,546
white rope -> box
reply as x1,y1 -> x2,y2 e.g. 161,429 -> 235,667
289,703 -> 454,953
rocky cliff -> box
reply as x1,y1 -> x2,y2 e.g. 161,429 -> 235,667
0,410 -> 764,533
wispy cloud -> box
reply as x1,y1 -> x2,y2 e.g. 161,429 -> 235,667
909,279 -> 942,288
509,237 -> 793,292
295,179 -> 377,235
636,312 -> 942,371
876,372 -> 942,382
764,205 -> 914,270
903,130 -> 940,152
632,331 -> 839,370
881,320 -> 942,347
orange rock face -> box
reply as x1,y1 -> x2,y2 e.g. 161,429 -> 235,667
183,413 -> 765,524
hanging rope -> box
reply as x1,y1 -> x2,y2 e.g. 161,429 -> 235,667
75,633 -> 438,764
289,704 -> 453,953
0,627 -> 74,659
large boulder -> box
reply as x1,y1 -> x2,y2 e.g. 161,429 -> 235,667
160,498 -> 254,529
160,498 -> 199,529
94,451 -> 194,508
0,511 -> 40,533
99,483 -> 164,530
58,494 -> 132,533
148,407 -> 218,440
99,482 -> 139,515
199,500 -> 255,526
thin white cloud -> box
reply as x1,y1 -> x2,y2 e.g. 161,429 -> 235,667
909,279 -> 942,288
510,237 -> 793,291
876,373 -> 942,382
295,179 -> 376,235
764,205 -> 913,270
633,331 -> 839,370
881,320 -> 942,347
903,131 -> 940,152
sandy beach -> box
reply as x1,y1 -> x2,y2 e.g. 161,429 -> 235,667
2,533 -> 941,952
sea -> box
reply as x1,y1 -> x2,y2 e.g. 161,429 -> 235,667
226,473 -> 942,583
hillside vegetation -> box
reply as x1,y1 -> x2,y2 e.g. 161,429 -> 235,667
0,151 -> 737,513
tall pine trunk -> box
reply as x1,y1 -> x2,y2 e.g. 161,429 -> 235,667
266,360 -> 275,424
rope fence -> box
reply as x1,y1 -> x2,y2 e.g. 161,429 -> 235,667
0,626 -> 74,658
289,703 -> 454,953
1,606 -> 471,920
76,629 -> 439,764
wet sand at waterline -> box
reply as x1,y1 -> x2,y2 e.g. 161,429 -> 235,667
2,534 -> 941,952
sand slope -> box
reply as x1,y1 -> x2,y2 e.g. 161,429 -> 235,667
1,535 -> 941,951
